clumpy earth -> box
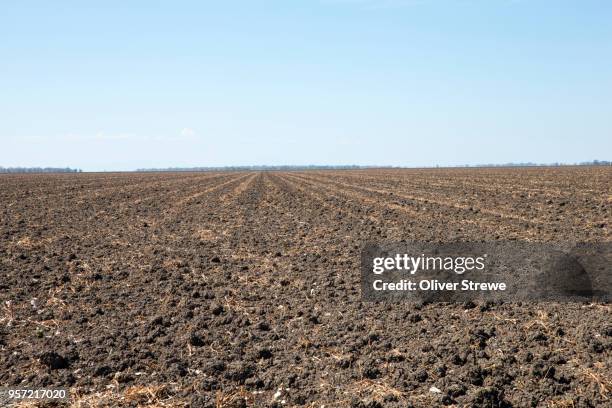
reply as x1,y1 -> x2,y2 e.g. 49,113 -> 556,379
0,168 -> 610,407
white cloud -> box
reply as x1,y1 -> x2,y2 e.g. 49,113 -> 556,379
180,128 -> 197,138
54,132 -> 137,142
92,131 -> 133,141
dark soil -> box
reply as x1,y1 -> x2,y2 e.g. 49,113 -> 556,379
0,168 -> 610,407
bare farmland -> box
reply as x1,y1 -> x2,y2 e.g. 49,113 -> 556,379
0,168 -> 610,407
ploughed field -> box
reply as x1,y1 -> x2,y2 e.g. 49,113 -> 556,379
0,168 -> 610,407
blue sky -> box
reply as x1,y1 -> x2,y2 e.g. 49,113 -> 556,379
1,0 -> 611,171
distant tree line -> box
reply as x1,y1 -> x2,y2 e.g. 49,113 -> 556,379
0,167 -> 82,173
3,161 -> 608,174
433,160 -> 611,168
578,160 -> 611,166
136,165 -> 380,172
137,161 -> 610,172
